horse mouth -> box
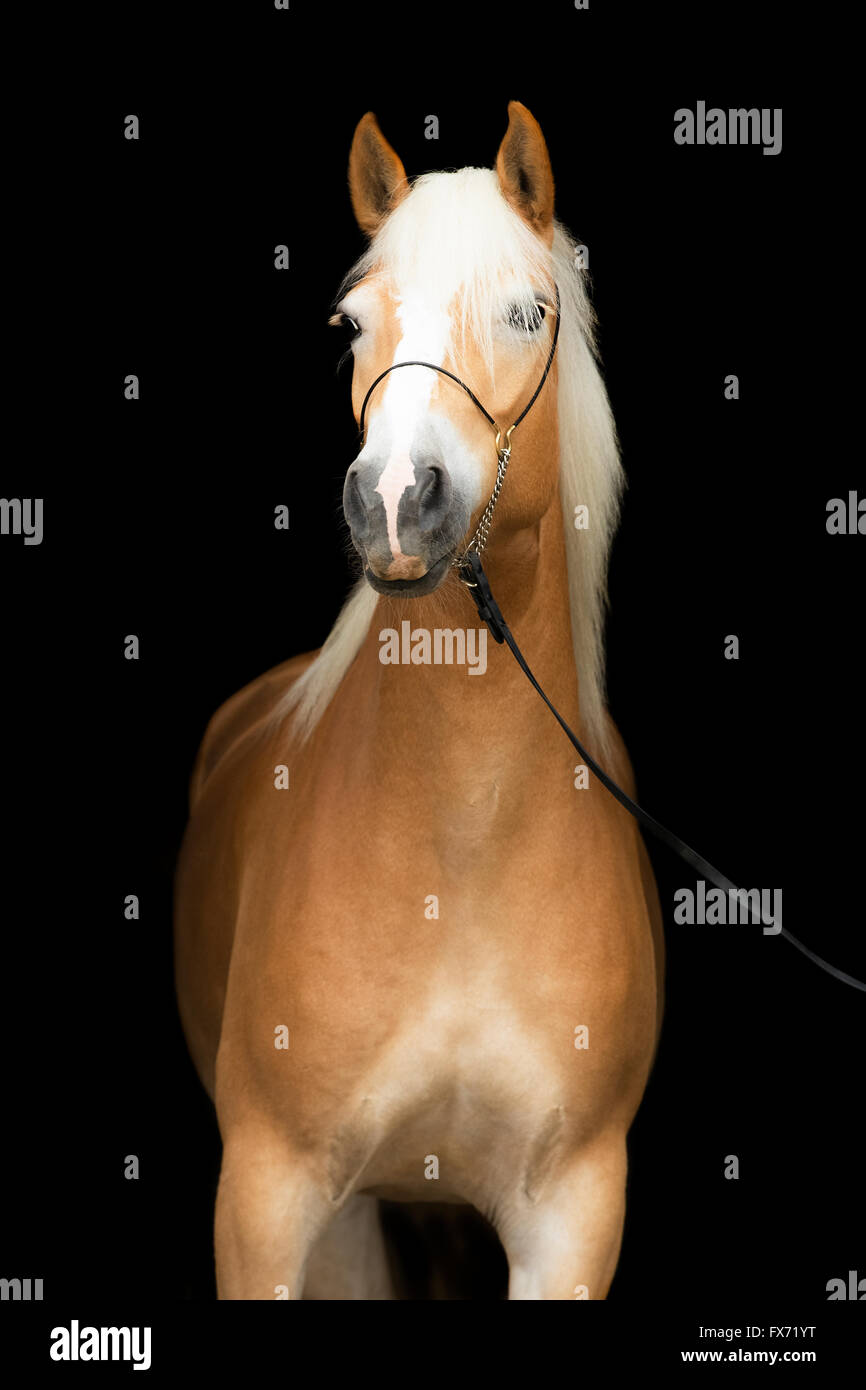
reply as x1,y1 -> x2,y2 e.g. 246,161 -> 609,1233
363,552 -> 453,596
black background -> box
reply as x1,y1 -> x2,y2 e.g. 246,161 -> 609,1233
2,0 -> 863,1339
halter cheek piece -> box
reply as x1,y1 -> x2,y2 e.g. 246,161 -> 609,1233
351,285 -> 865,995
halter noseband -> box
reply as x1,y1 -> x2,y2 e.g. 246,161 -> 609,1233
356,286 -> 562,575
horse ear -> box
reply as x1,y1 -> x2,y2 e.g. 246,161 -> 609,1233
348,112 -> 409,237
495,102 -> 555,244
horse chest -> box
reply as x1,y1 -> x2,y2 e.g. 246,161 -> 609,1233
329,977 -> 579,1203
267,914 -> 634,1204
223,783 -> 652,1202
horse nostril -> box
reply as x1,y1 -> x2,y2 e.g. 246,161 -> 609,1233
418,466 -> 442,505
343,466 -> 371,539
416,464 -> 452,533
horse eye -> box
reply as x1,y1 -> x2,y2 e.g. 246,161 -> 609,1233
329,312 -> 362,341
506,302 -> 546,333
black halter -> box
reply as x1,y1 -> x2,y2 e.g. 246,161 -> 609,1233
350,285 -> 865,995
358,288 -> 562,571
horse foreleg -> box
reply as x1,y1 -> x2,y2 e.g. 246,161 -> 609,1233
214,1129 -> 331,1300
302,1194 -> 396,1300
500,1137 -> 628,1301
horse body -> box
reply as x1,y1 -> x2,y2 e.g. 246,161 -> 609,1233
174,103 -> 663,1299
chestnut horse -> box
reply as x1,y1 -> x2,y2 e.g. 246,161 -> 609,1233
174,102 -> 664,1299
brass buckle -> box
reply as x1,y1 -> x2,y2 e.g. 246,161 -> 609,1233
493,424 -> 516,457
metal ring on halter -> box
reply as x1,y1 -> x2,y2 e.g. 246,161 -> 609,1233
493,424 -> 516,457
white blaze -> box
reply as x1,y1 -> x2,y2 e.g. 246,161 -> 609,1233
373,295 -> 451,560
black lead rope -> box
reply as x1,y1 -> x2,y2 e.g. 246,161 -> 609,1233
462,551 -> 866,995
353,283 -> 863,994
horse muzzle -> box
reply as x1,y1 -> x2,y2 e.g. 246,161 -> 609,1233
343,456 -> 470,595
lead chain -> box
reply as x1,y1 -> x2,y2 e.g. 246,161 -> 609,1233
454,438 -> 514,578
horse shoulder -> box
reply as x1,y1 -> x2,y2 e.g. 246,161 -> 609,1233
188,649 -> 319,809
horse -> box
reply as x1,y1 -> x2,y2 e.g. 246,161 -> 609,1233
174,101 -> 664,1300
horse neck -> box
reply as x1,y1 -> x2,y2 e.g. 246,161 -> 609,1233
345,475 -> 581,803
